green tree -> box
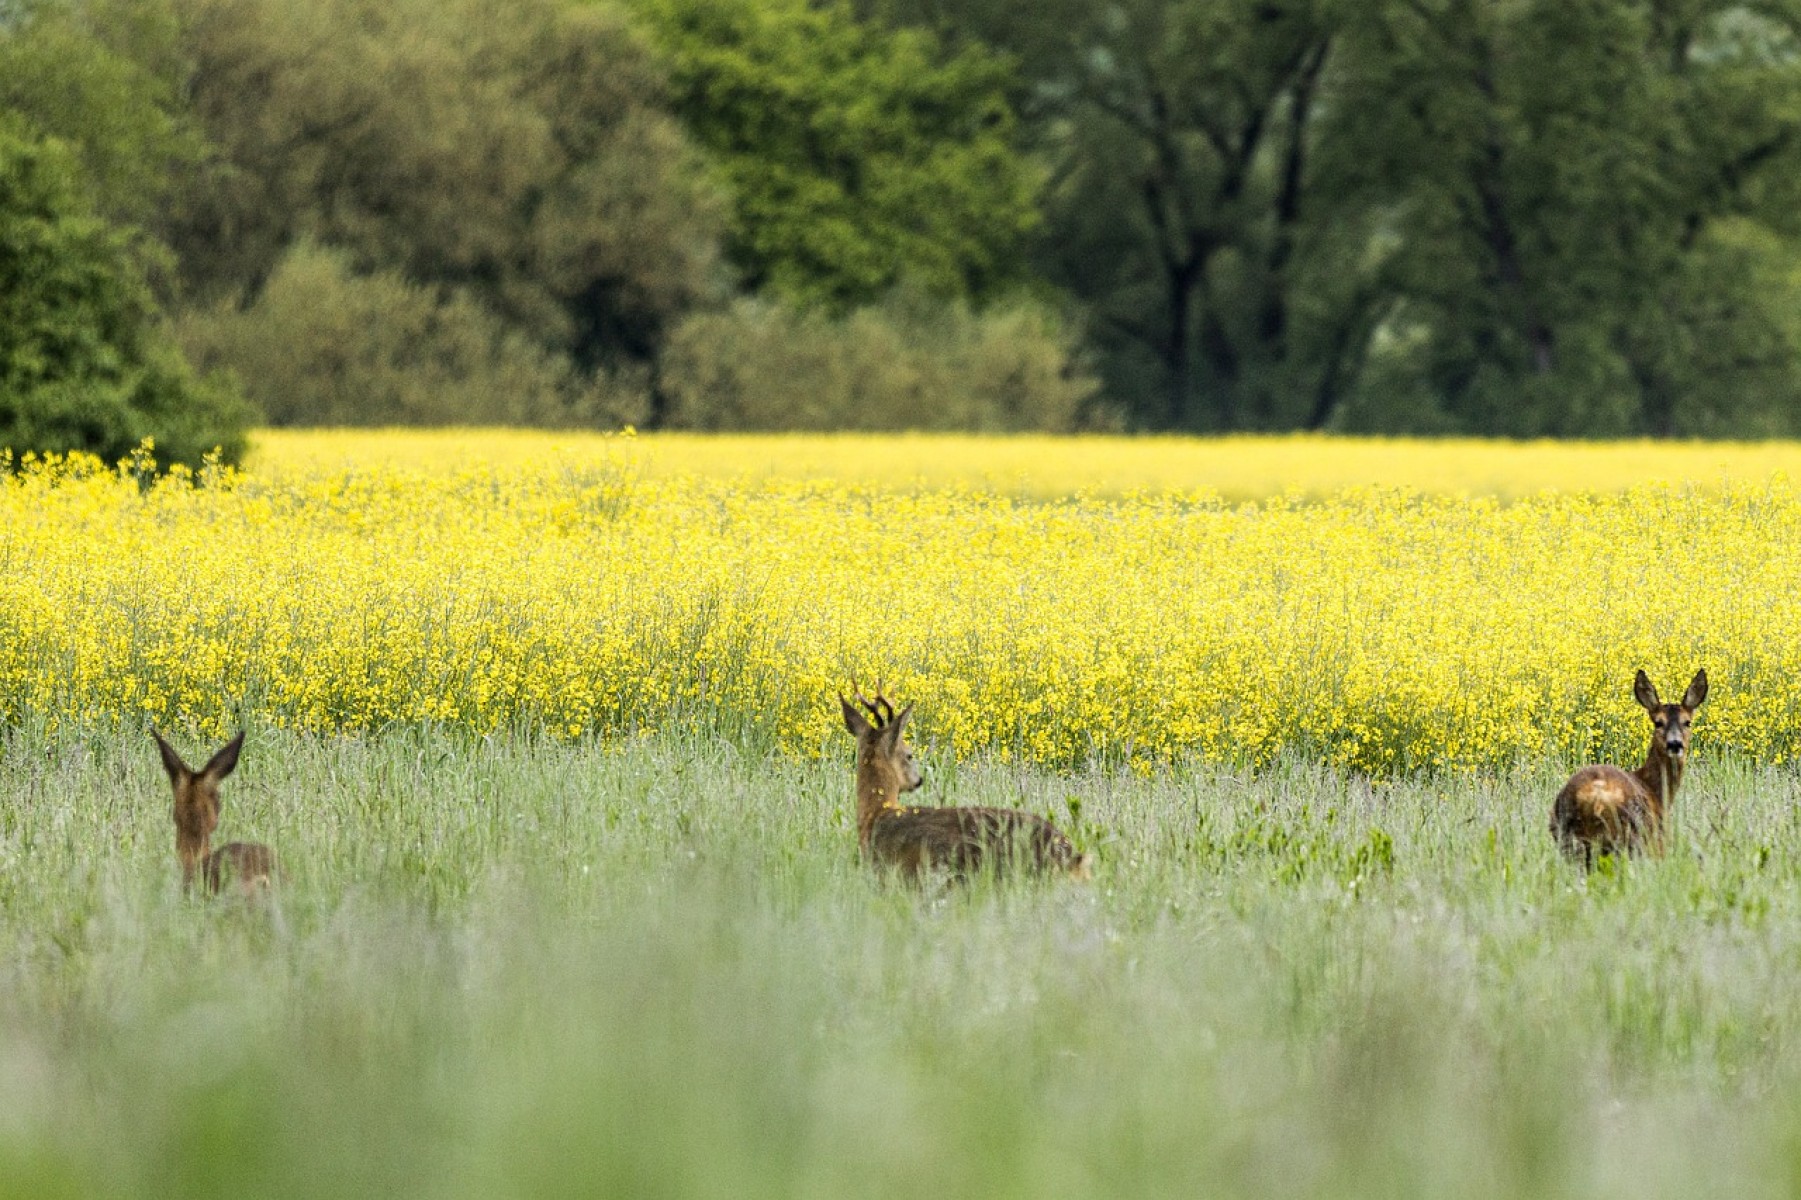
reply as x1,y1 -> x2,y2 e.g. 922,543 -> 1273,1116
901,0 -> 1801,435
175,242 -> 648,428
877,0 -> 1801,435
869,0 -> 1383,431
159,0 -> 724,371
659,290 -> 1100,430
0,0 -> 203,235
0,118 -> 251,466
632,0 -> 1041,309
1338,0 -> 1801,436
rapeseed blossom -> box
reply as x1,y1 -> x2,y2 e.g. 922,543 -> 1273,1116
2,434 -> 1796,774
254,427 -> 1801,502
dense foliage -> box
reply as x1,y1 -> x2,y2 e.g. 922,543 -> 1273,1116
0,118 -> 248,466
659,293 -> 1098,430
159,0 -> 723,370
6,0 -> 1801,439
868,0 -> 1801,433
633,0 -> 1040,308
175,242 -> 648,428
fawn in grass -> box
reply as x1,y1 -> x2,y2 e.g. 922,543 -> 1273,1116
839,684 -> 1092,881
1551,669 -> 1708,869
153,729 -> 279,897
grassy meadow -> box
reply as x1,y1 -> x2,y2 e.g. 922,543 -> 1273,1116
9,431 -> 1801,1196
7,728 -> 1801,1198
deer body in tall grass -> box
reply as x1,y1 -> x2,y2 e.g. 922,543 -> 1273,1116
1551,669 -> 1707,869
153,730 -> 279,897
840,686 -> 1091,881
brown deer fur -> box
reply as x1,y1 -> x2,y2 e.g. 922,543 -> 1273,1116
1551,669 -> 1707,868
839,685 -> 1092,881
153,729 -> 278,897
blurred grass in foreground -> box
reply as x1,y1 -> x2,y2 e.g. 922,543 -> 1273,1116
3,726 -> 1801,1198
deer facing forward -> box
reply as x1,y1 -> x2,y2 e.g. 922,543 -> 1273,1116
153,729 -> 279,897
1551,669 -> 1707,869
840,685 -> 1091,881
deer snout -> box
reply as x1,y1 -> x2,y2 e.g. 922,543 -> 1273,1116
1666,735 -> 1686,757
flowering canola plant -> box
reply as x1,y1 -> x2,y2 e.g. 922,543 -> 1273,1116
256,427 -> 1801,501
5,434 -> 1801,775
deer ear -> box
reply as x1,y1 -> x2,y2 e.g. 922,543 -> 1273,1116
151,730 -> 190,783
1633,670 -> 1660,712
840,695 -> 871,738
1683,669 -> 1708,710
200,731 -> 245,782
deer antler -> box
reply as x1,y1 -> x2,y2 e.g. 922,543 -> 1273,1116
850,677 -> 899,726
851,678 -> 885,726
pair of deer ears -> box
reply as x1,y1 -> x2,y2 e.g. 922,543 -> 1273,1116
1634,669 -> 1708,712
840,695 -> 912,741
153,729 -> 245,783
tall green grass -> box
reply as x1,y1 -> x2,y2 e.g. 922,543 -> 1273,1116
4,725 -> 1801,1197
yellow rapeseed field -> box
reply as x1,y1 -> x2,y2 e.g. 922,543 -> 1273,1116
6,430 -> 1801,773
252,427 -> 1801,502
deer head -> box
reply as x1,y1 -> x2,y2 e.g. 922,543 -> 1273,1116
1633,668 -> 1707,763
840,682 -> 922,848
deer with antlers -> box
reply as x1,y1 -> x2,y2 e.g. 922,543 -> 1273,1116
840,684 -> 1091,881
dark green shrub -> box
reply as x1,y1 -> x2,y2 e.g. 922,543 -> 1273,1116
174,243 -> 648,428
0,118 -> 250,467
659,293 -> 1104,432
161,0 -> 723,372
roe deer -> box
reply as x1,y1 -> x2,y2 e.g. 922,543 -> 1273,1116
153,729 -> 279,897
839,684 -> 1092,881
1551,669 -> 1707,869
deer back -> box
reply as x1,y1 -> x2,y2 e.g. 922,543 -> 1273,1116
869,804 -> 1092,880
204,841 -> 280,898
1552,765 -> 1661,862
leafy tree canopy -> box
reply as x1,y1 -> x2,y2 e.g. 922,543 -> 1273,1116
0,0 -> 202,233
634,0 -> 1041,309
160,0 -> 725,369
0,116 -> 250,466
869,0 -> 1801,436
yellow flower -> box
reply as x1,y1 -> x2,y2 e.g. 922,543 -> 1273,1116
3,431 -> 1797,774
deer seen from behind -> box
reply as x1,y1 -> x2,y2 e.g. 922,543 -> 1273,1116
1551,669 -> 1707,869
153,729 -> 279,898
840,684 -> 1091,882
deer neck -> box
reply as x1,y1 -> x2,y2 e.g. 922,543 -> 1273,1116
855,758 -> 907,850
175,804 -> 213,891
177,833 -> 209,891
1632,742 -> 1684,815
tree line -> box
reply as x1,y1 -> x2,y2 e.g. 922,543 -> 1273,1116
5,0 -> 1801,465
